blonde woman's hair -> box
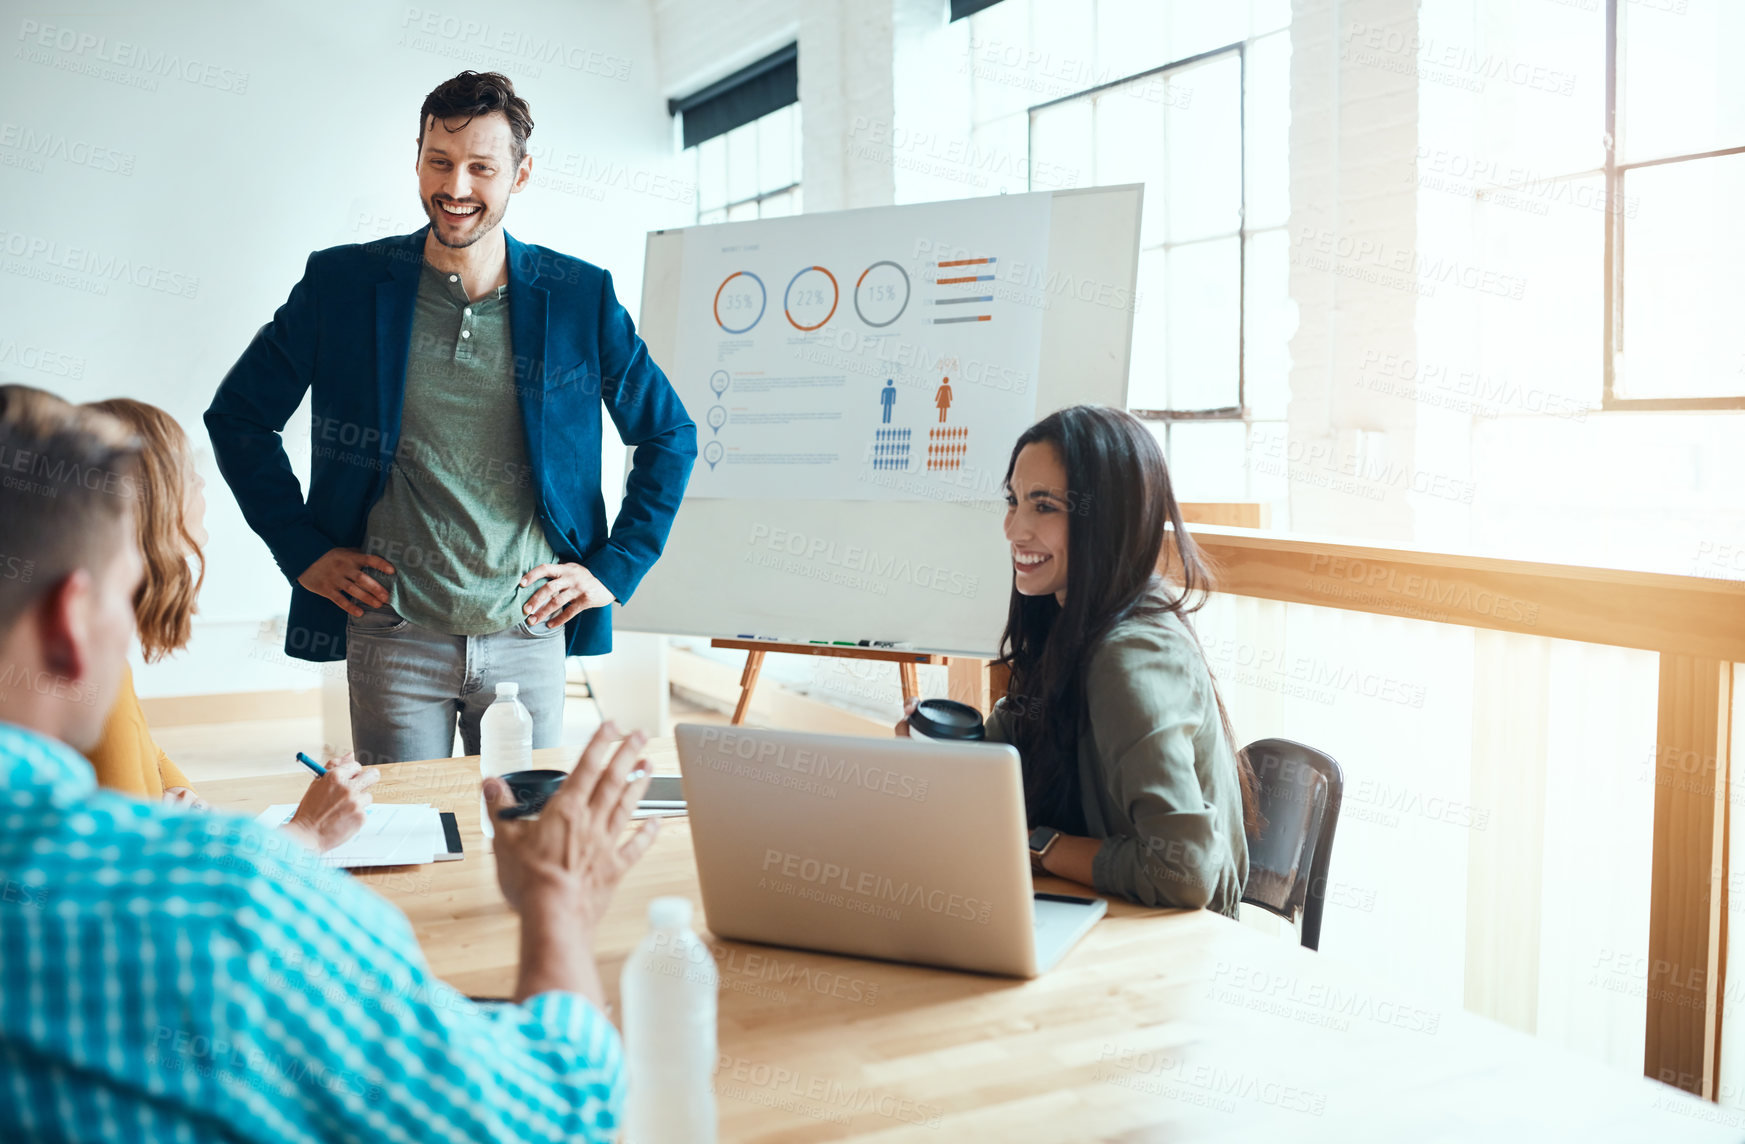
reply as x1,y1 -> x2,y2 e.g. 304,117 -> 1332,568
84,399 -> 206,661
0,386 -> 141,639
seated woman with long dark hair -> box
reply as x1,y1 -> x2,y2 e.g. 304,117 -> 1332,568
907,405 -> 1256,915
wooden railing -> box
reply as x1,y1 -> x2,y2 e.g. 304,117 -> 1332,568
1180,521 -> 1745,1098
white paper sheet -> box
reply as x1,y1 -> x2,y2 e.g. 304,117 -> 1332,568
255,803 -> 443,868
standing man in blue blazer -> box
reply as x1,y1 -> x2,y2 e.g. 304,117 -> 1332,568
207,71 -> 696,765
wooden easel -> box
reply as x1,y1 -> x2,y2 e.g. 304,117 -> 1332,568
710,639 -> 1003,724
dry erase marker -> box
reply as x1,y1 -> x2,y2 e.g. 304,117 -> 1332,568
296,752 -> 326,778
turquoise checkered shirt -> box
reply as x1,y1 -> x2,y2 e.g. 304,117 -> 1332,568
0,721 -> 624,1142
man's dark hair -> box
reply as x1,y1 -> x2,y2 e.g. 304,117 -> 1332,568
0,385 -> 142,638
418,71 -> 535,165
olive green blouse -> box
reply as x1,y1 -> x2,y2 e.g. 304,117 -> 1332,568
986,605 -> 1249,917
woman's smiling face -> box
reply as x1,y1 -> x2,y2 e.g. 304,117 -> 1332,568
1004,440 -> 1070,605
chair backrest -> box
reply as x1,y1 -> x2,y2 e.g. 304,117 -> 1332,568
1239,738 -> 1344,951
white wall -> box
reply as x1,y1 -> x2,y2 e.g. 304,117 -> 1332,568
1286,0 -> 1424,540
0,0 -> 695,697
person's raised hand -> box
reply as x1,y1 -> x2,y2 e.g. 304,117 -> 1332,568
284,752 -> 379,852
297,547 -> 395,618
485,722 -> 660,928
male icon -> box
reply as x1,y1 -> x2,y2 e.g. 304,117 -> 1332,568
880,378 -> 897,424
934,376 -> 953,424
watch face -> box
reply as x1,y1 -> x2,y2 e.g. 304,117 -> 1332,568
1028,826 -> 1059,852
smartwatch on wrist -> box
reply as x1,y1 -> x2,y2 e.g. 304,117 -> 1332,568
1028,826 -> 1062,874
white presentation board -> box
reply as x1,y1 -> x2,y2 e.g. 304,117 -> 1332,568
618,184 -> 1142,657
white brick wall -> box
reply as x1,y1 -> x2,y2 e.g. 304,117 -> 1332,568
1287,0 -> 1424,539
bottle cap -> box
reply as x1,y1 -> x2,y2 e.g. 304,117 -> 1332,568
649,896 -> 692,929
496,681 -> 519,698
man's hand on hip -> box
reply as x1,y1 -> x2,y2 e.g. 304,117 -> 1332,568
298,548 -> 395,618
520,562 -> 614,627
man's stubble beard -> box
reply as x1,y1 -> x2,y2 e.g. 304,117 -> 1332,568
423,193 -> 509,249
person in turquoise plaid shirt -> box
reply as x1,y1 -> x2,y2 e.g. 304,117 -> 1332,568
0,384 -> 663,1142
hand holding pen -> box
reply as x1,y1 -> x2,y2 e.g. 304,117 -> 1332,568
284,750 -> 380,853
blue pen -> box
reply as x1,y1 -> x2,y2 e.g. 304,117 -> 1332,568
295,752 -> 327,778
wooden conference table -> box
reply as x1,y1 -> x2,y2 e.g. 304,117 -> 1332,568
205,739 -> 1736,1142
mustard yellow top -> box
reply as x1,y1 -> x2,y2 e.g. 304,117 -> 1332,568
87,664 -> 194,799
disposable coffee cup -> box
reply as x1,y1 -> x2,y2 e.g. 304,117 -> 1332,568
907,698 -> 986,742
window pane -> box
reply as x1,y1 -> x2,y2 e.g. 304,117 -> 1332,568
1620,0 -> 1745,163
1474,173 -> 1602,412
1245,31 -> 1290,231
1166,236 -> 1240,410
726,199 -> 757,222
757,103 -> 796,193
1164,52 -> 1240,243
1164,419 -> 1249,501
1619,153 -> 1745,400
725,121 -> 759,205
699,208 -> 727,226
1244,229 -> 1292,420
697,135 -> 726,213
1094,84 -> 1166,246
1128,246 -> 1168,407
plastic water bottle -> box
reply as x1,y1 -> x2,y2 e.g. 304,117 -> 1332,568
479,681 -> 531,840
622,897 -> 718,1144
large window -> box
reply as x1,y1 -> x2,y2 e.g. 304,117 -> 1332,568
691,103 -> 801,224
671,46 -> 803,224
965,0 -> 1292,500
1468,0 -> 1745,410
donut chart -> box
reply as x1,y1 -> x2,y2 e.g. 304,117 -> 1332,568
713,271 -> 766,334
783,265 -> 840,331
853,260 -> 911,328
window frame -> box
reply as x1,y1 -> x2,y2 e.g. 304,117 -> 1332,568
1025,39 -> 1258,427
1600,0 -> 1745,411
697,178 -> 802,226
687,104 -> 802,226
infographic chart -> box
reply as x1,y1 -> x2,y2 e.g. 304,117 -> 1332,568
676,194 -> 1053,501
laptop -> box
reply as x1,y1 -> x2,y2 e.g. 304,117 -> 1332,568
675,723 -> 1106,978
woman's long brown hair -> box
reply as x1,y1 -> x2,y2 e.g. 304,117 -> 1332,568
84,399 -> 205,662
997,404 -> 1260,834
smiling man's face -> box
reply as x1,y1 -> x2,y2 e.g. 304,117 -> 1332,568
415,111 -> 530,249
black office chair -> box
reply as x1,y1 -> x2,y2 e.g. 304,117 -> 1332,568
1239,738 -> 1343,951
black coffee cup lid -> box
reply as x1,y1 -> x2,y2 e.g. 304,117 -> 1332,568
909,698 -> 986,741
501,769 -> 567,787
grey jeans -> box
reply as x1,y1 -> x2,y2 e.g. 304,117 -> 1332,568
344,600 -> 566,765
